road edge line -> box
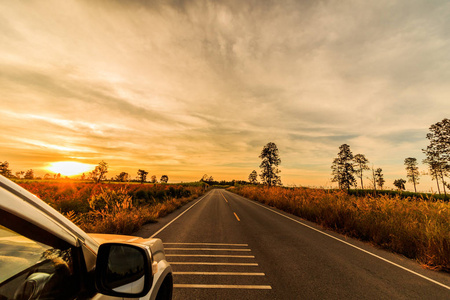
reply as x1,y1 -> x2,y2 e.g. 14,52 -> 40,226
150,190 -> 210,238
227,191 -> 450,291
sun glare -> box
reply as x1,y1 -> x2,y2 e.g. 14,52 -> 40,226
47,161 -> 93,176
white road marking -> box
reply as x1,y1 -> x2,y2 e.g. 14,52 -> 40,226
165,248 -> 251,251
173,272 -> 265,276
150,191 -> 210,238
220,191 -> 228,203
174,284 -> 272,290
164,242 -> 248,246
166,254 -> 254,258
229,191 -> 450,291
169,262 -> 259,266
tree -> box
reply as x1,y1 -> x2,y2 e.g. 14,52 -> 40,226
404,157 -> 419,192
137,169 -> 148,184
374,168 -> 385,189
331,144 -> 356,192
393,179 -> 406,190
15,171 -> 24,179
423,118 -> 450,197
24,169 -> 34,180
89,161 -> 108,183
160,175 -> 169,183
354,154 -> 369,189
0,161 -> 12,178
43,173 -> 51,180
248,170 -> 258,184
151,175 -> 157,183
423,153 -> 447,195
115,172 -> 129,182
259,142 -> 282,187
80,173 -> 86,181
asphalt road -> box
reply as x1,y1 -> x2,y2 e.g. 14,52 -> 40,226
134,189 -> 450,299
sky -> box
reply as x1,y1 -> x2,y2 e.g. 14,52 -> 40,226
1,0 -> 449,191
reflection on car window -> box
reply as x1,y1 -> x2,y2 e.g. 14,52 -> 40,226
0,225 -> 76,300
0,225 -> 50,282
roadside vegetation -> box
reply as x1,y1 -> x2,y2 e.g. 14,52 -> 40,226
230,185 -> 450,272
18,182 -> 205,234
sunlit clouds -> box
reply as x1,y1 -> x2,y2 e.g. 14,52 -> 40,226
1,0 -> 450,190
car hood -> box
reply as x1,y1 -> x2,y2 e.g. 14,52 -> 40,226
88,233 -> 166,262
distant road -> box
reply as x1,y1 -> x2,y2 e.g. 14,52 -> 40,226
134,189 -> 450,299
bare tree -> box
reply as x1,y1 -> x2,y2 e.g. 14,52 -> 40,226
259,142 -> 282,187
404,157 -> 419,192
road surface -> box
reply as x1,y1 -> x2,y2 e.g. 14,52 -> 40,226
134,189 -> 450,299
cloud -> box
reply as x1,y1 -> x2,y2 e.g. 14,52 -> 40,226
1,0 -> 449,190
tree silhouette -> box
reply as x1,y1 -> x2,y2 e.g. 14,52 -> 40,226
259,142 -> 281,187
137,169 -> 148,184
331,144 -> 356,192
89,161 -> 108,183
393,179 -> 406,190
423,118 -> 450,197
0,162 -> 12,177
248,170 -> 258,184
160,175 -> 169,183
0,161 -> 12,178
151,175 -> 157,183
115,172 -> 129,182
375,168 -> 385,189
24,169 -> 34,179
404,157 -> 419,192
354,154 -> 369,189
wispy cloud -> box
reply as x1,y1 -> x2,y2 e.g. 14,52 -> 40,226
1,0 -> 449,189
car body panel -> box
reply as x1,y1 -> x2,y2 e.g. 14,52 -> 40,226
0,175 -> 172,299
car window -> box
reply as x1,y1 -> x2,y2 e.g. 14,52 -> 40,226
0,224 -> 77,300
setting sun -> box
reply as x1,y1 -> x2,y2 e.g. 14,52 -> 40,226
47,161 -> 93,176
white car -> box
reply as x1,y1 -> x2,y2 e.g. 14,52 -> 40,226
0,175 -> 173,299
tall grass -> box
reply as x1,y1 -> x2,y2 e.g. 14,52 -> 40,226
18,182 -> 204,235
231,186 -> 450,272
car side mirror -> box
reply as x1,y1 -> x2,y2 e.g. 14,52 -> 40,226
95,243 -> 153,298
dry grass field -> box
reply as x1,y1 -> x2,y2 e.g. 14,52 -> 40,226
231,185 -> 450,272
18,181 -> 205,235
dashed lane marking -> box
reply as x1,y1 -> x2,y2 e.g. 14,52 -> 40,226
165,248 -> 251,251
173,272 -> 265,276
174,284 -> 272,290
229,191 -> 450,291
166,254 -> 254,258
169,262 -> 259,266
164,243 -> 248,246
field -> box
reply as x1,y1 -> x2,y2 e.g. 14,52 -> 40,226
230,185 -> 450,272
18,181 -> 205,235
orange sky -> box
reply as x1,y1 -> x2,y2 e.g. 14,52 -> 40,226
1,0 -> 450,191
